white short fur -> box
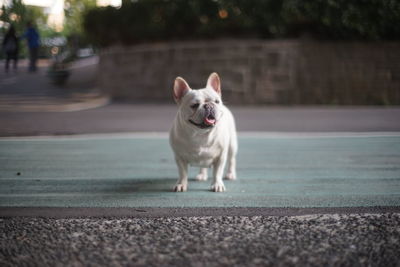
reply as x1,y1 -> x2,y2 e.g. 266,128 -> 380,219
169,73 -> 238,192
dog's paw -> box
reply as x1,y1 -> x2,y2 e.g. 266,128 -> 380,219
224,172 -> 236,180
196,173 -> 208,181
211,182 -> 226,192
173,183 -> 187,192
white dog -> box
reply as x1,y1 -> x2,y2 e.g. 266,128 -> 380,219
169,72 -> 238,192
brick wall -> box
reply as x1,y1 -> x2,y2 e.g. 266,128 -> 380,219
98,40 -> 400,105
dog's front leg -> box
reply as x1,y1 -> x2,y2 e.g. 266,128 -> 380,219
211,153 -> 227,192
173,156 -> 188,192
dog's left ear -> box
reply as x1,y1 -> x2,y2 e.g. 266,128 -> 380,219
206,72 -> 221,96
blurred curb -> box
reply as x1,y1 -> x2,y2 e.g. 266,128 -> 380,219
0,90 -> 111,112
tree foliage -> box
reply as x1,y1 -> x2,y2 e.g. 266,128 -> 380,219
83,0 -> 400,47
0,0 -> 47,34
63,0 -> 96,37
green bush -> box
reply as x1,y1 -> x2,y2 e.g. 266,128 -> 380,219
83,0 -> 400,47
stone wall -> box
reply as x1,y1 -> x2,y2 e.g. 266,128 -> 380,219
98,40 -> 400,105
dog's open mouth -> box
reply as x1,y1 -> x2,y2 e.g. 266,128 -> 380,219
189,114 -> 216,129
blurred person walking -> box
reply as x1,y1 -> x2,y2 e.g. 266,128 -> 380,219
21,22 -> 40,72
2,25 -> 19,73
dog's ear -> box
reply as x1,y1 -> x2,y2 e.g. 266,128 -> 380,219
173,77 -> 191,103
206,72 -> 221,96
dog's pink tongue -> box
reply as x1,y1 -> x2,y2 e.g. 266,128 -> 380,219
204,117 -> 216,126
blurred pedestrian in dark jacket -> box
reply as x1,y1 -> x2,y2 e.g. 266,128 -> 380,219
2,25 -> 19,73
21,22 -> 40,72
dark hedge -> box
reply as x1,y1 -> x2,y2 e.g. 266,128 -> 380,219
83,0 -> 400,47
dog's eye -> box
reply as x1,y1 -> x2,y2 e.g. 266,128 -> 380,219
191,103 -> 200,109
215,100 -> 220,104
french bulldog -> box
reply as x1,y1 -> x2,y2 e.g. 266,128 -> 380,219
169,72 -> 237,192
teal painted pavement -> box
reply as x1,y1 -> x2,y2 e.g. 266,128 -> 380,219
0,134 -> 400,208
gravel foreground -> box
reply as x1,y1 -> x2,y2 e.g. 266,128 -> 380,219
1,214 -> 400,267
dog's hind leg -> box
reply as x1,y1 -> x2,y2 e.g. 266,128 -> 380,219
196,168 -> 208,181
224,135 -> 237,180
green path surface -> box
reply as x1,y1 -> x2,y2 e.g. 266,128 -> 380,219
1,134 -> 400,208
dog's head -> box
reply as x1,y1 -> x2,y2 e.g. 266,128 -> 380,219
173,73 -> 223,130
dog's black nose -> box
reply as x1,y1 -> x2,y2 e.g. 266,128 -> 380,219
203,103 -> 212,111
203,103 -> 216,119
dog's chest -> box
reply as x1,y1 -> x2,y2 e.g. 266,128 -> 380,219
182,143 -> 222,167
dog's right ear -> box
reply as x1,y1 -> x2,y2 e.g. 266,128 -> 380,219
173,77 -> 191,103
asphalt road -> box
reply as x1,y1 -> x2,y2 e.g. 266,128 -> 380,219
2,80 -> 400,265
0,74 -> 400,266
1,129 -> 399,266
1,134 -> 400,209
0,105 -> 400,136
1,214 -> 399,267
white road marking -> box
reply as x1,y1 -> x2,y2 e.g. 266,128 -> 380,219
0,132 -> 399,141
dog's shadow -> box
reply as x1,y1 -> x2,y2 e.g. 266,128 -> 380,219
109,178 -> 212,193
